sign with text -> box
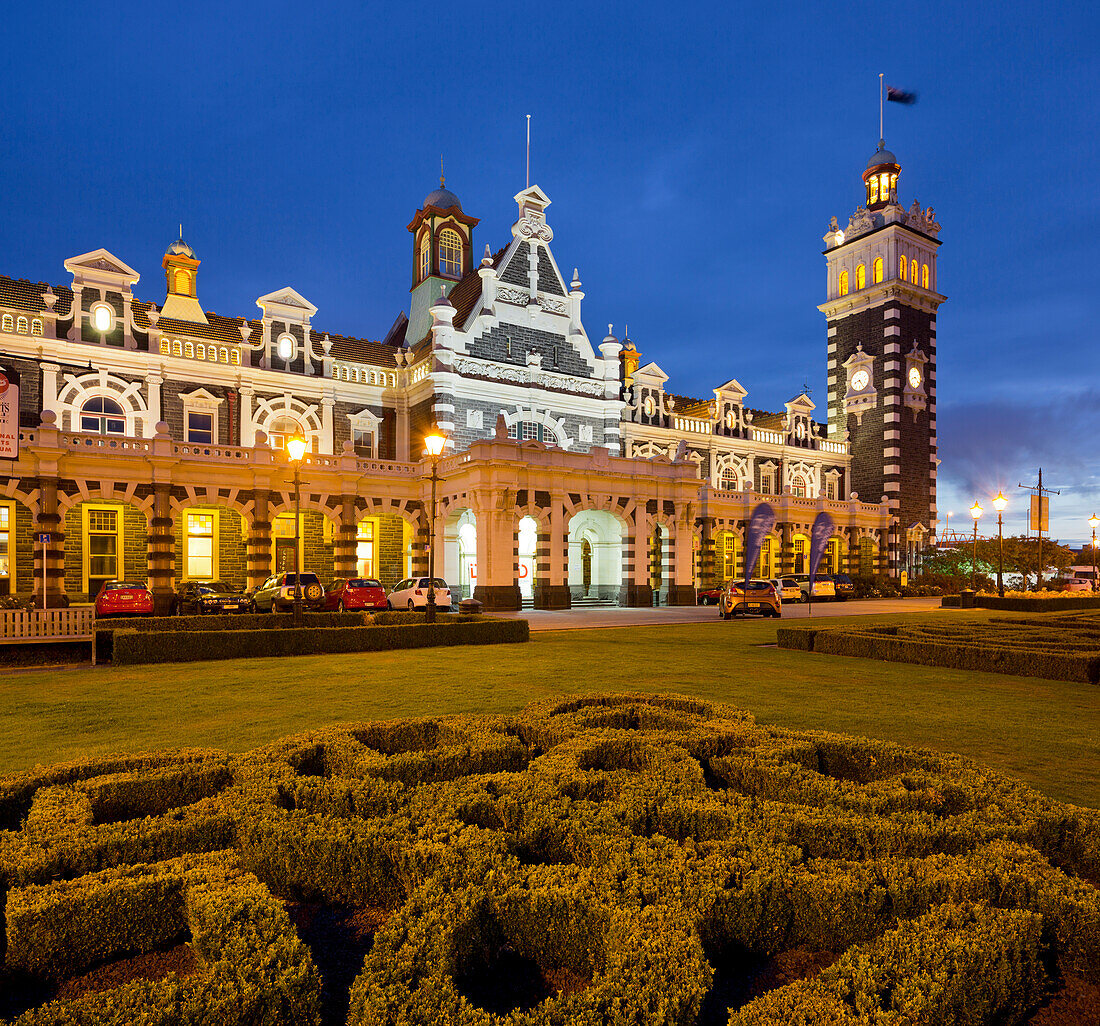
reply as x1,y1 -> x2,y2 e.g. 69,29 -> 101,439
1029,495 -> 1049,533
0,367 -> 19,460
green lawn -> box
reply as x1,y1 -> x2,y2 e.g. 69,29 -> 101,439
1,609 -> 1097,808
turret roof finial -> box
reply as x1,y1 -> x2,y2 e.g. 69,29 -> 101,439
440,154 -> 445,188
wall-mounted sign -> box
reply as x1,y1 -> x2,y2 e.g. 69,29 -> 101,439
0,367 -> 20,460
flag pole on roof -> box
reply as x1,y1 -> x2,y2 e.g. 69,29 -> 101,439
879,73 -> 884,141
526,114 -> 531,189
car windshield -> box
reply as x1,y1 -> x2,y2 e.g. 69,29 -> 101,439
283,574 -> 319,585
418,578 -> 448,588
105,582 -> 145,591
197,582 -> 232,594
348,579 -> 381,588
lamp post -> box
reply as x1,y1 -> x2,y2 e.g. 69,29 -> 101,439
423,431 -> 447,623
992,491 -> 1007,598
969,501 -> 983,592
287,434 -> 308,626
1090,514 -> 1099,593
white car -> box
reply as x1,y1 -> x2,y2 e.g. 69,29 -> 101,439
388,577 -> 453,611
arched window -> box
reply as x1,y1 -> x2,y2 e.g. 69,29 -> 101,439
1,314 -> 11,332
80,396 -> 126,435
872,258 -> 883,284
838,270 -> 849,296
31,319 -> 42,336
856,264 -> 866,290
899,256 -> 907,282
791,475 -> 807,498
419,233 -> 431,282
267,416 -> 305,452
439,229 -> 462,277
175,270 -> 191,295
879,173 -> 891,200
868,177 -> 878,204
922,263 -> 930,289
16,316 -> 28,334
720,468 -> 738,491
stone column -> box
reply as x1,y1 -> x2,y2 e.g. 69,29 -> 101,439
147,484 -> 175,614
779,522 -> 793,577
239,386 -> 255,447
248,490 -> 272,589
534,502 -> 570,609
697,516 -> 716,590
334,493 -> 358,581
33,475 -> 66,607
145,373 -> 163,438
669,513 -> 697,606
620,508 -> 653,607
321,395 -> 335,455
472,503 -> 521,611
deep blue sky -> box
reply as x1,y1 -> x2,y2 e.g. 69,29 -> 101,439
2,1 -> 1097,544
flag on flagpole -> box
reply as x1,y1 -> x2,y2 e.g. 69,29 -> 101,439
886,86 -> 918,105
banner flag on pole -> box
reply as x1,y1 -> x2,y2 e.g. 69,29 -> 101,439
808,511 -> 836,591
886,86 -> 918,105
743,503 -> 777,591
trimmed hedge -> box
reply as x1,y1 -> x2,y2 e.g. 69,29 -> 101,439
109,616 -> 529,664
2,693 -> 1099,1023
942,594 -> 1100,611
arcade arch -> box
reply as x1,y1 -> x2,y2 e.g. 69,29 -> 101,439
567,510 -> 623,603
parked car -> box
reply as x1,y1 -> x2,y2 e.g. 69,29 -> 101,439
388,577 -> 453,611
94,581 -> 154,618
697,586 -> 722,606
324,577 -> 389,612
830,573 -> 855,600
719,579 -> 781,619
251,572 -> 327,613
173,580 -> 250,615
791,574 -> 836,601
770,577 -> 802,603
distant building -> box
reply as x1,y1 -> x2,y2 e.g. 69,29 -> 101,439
0,146 -> 935,609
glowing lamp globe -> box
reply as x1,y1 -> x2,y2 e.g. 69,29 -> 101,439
1090,514 -> 1099,531
992,491 -> 1007,513
424,433 -> 447,459
970,501 -> 983,521
286,435 -> 308,462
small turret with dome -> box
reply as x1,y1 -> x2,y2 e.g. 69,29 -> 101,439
862,139 -> 901,210
160,231 -> 208,324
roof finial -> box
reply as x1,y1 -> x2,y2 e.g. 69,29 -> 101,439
525,114 -> 531,189
440,154 -> 445,188
179,223 -> 183,240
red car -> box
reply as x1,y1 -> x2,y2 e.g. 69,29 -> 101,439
94,581 -> 154,617
324,577 -> 389,612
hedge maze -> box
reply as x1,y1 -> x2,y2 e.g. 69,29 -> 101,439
778,611 -> 1100,684
1,694 -> 1098,1024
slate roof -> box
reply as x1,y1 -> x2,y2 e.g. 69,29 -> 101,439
668,393 -> 712,417
0,277 -> 73,317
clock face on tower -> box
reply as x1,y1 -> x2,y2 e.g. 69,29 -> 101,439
908,366 -> 922,389
851,369 -> 870,392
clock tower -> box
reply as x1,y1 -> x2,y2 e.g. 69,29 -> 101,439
819,140 -> 945,574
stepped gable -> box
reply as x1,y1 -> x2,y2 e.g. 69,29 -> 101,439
0,276 -> 73,317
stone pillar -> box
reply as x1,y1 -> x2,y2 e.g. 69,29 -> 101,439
248,490 -> 272,589
412,505 -> 430,578
534,503 -> 570,609
321,395 -> 335,455
147,484 -> 175,614
473,504 -> 521,611
239,386 -> 255,447
145,373 -> 163,438
697,516 -> 716,590
334,494 -> 358,581
620,508 -> 653,607
779,522 -> 793,577
669,513 -> 697,606
33,475 -> 66,607
41,363 -> 60,420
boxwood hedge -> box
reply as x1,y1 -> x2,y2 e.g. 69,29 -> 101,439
1,693 -> 1097,1024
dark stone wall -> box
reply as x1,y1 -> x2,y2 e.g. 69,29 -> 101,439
0,354 -> 42,427
376,513 -> 407,592
466,323 -> 593,378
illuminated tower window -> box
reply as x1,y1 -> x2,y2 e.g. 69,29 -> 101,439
879,173 -> 891,200
856,264 -> 866,290
868,177 -> 878,205
872,258 -> 883,284
419,234 -> 431,282
439,229 -> 462,277
839,270 -> 849,296
175,270 -> 191,295
922,263 -> 930,289
899,256 -> 907,282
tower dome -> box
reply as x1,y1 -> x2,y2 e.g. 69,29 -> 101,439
422,185 -> 462,212
861,140 -> 900,210
166,237 -> 195,258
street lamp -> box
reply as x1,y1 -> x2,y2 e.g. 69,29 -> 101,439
1090,514 -> 1099,593
423,431 -> 448,623
287,434 -> 308,626
992,491 -> 1007,598
969,501 -> 983,592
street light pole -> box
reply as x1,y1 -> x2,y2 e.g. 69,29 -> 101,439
993,491 -> 1007,598
1090,514 -> 1099,593
969,501 -> 983,592
423,431 -> 447,623
287,435 -> 308,626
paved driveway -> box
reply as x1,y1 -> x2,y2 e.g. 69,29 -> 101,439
497,596 -> 943,631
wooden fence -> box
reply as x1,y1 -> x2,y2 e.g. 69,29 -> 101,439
0,608 -> 97,662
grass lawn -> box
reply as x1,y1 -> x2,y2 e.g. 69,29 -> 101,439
1,608 -> 1097,808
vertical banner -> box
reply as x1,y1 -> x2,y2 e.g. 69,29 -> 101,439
0,366 -> 20,460
808,511 -> 836,589
1029,495 -> 1049,533
743,503 -> 777,591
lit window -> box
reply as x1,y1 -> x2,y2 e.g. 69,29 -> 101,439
357,520 -> 375,578
172,339 -> 182,356
0,505 -> 9,579
160,340 -> 170,355
219,347 -> 228,363
757,538 -> 772,578
720,468 -> 737,490
880,173 -> 890,200
196,344 -> 206,361
792,476 -> 807,498
922,263 -> 930,289
760,470 -> 775,494
186,410 -> 214,444
890,173 -> 897,195
439,229 -> 462,277
794,537 -> 806,573
899,256 -> 907,282
80,396 -> 126,435
825,477 -> 838,500
872,258 -> 883,284
838,270 -> 849,296
87,508 -> 119,581
91,302 -> 113,333
186,512 -> 215,579
230,349 -> 240,365
276,334 -> 295,361
352,423 -> 375,457
722,534 -> 735,580
869,177 -> 878,204
267,416 -> 304,451
16,316 -> 27,334
1,314 -> 11,332
856,264 -> 866,290
175,270 -> 191,295
419,233 -> 431,281
185,341 -> 194,358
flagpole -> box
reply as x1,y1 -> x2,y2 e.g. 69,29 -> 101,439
879,73 -> 884,140
526,114 -> 531,189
